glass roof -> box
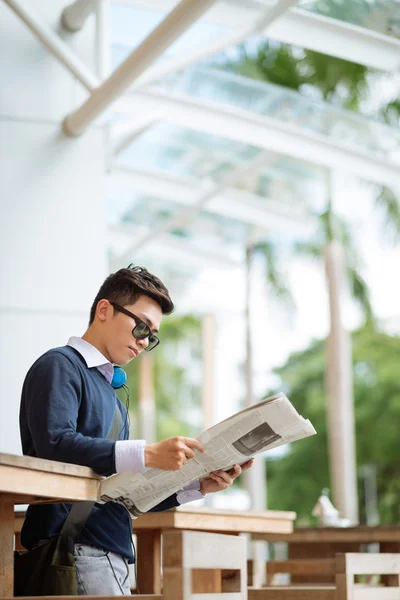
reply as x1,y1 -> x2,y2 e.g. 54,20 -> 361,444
151,66 -> 400,158
107,0 -> 400,288
114,121 -> 326,213
299,0 -> 400,38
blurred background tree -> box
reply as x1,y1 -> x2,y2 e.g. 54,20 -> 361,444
116,313 -> 202,441
221,34 -> 400,519
265,325 -> 400,525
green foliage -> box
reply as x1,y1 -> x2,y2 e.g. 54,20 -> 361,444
117,313 -> 202,441
225,41 -> 369,109
265,325 -> 400,523
252,240 -> 295,310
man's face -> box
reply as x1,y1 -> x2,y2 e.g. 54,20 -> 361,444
102,295 -> 163,365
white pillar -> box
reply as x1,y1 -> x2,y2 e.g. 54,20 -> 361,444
138,353 -> 156,443
0,1 -> 107,454
201,314 -> 215,431
324,241 -> 359,524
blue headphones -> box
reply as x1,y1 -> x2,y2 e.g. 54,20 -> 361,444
111,366 -> 127,389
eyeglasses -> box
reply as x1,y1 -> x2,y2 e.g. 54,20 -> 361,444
110,302 -> 160,352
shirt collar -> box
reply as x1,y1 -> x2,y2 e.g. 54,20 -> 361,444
67,336 -> 114,384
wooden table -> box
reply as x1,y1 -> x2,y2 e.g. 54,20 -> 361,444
0,452 -> 101,598
253,525 -> 400,584
3,452 -> 296,597
134,505 -> 296,593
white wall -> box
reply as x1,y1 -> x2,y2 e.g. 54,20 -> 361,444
0,1 -> 107,454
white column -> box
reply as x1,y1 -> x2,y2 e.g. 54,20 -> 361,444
138,353 -> 156,443
201,314 -> 215,430
324,241 -> 359,524
0,0 -> 107,454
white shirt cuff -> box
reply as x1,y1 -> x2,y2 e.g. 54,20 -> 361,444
176,479 -> 205,504
115,440 -> 147,473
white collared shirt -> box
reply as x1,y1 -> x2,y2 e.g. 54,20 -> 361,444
67,337 -> 204,504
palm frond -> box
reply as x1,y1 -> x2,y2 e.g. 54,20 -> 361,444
253,241 -> 295,311
346,265 -> 375,326
375,186 -> 400,243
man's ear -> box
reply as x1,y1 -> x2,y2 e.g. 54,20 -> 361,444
96,299 -> 110,322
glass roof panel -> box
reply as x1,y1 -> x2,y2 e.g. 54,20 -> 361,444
114,121 -> 326,214
298,0 -> 400,39
151,66 -> 400,158
109,191 -> 251,263
116,122 -> 261,181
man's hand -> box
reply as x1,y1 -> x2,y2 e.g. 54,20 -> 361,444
199,458 -> 254,494
144,437 -> 205,471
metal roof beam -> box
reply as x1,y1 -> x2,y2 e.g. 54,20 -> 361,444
120,0 -> 400,72
62,0 -> 218,136
134,0 -> 298,90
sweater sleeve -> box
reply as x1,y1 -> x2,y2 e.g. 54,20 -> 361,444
23,353 -> 116,475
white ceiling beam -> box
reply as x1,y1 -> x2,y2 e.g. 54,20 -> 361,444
134,0 -> 298,90
112,165 -> 315,234
62,0 -> 218,136
3,0 -> 99,91
109,224 -> 241,271
119,90 -> 400,189
61,0 -> 96,32
267,7 -> 400,71
113,111 -> 162,156
119,1 -> 400,71
119,151 -> 274,256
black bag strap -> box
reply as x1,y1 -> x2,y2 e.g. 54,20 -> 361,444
59,403 -> 123,552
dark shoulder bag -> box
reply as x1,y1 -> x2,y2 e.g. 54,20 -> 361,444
14,405 -> 122,597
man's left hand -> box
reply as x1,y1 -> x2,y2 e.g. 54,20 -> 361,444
199,458 -> 254,495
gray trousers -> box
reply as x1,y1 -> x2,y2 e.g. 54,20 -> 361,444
74,544 -> 132,596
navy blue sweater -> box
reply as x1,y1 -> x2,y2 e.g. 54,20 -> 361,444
20,346 -> 179,562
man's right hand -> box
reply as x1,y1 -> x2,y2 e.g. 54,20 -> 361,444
144,436 -> 205,470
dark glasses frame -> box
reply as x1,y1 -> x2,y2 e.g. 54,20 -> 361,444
110,301 -> 160,351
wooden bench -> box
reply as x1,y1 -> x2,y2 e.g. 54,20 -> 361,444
336,552 -> 400,599
248,553 -> 400,600
163,530 -> 247,598
132,505 -> 296,594
253,525 -> 400,585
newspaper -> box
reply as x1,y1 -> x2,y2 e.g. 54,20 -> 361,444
99,392 -> 316,517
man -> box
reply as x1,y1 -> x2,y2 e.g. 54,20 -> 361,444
20,265 -> 252,595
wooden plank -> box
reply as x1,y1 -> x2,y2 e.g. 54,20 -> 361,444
0,465 -> 100,502
267,558 -> 336,576
192,569 -> 222,593
0,495 -> 14,598
191,594 -> 242,600
14,513 -> 24,533
14,596 -> 163,599
254,526 -> 400,544
0,453 -> 100,478
353,588 -> 400,600
135,507 -> 295,534
136,530 -> 162,595
173,506 -> 297,521
181,531 -> 247,570
339,553 -> 400,576
248,587 -> 336,600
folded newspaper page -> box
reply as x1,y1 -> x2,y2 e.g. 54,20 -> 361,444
100,392 -> 316,517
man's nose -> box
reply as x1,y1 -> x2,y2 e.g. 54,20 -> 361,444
137,337 -> 149,350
